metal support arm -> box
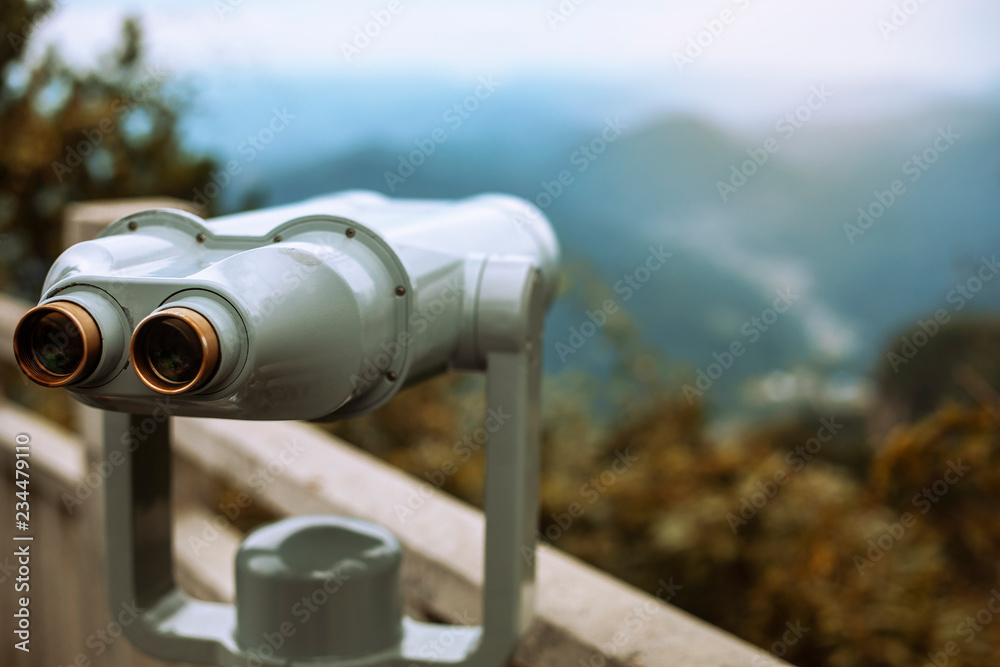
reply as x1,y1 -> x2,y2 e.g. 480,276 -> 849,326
103,257 -> 544,667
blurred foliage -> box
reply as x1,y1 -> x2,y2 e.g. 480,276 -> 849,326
0,359 -> 73,427
326,273 -> 1000,667
3,5 -> 999,666
870,318 -> 1000,439
0,0 -> 215,299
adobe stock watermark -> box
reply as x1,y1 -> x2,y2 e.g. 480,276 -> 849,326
191,107 -> 296,211
726,417 -> 843,533
384,76 -> 501,192
854,460 -> 970,575
681,288 -> 799,404
673,0 -> 756,73
844,126 -> 959,244
55,599 -> 144,667
924,589 -> 1000,667
885,255 -> 999,373
348,276 -> 464,392
508,200 -> 548,232
553,244 -> 672,363
393,407 -> 513,525
340,1 -> 403,61
523,448 -> 639,564
545,0 -> 592,30
238,244 -> 350,329
51,65 -> 170,183
877,0 -> 932,40
531,117 -> 628,212
750,620 -> 810,666
487,132 -> 626,229
242,565 -> 353,667
717,85 -> 833,202
213,0 -> 246,19
187,438 -> 307,556
60,399 -> 175,514
7,0 -> 64,53
408,610 -> 479,661
577,577 -> 683,667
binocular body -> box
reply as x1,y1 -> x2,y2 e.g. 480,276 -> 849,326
15,191 -> 557,667
14,191 -> 558,421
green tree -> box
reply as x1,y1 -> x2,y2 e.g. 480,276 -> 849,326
0,1 -> 215,298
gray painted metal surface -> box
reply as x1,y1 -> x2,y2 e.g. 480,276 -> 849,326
34,192 -> 561,667
39,191 -> 558,421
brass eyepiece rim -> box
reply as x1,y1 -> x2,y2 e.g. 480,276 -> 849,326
13,301 -> 103,388
130,307 -> 221,395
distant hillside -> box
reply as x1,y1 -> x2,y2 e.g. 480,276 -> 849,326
176,74 -> 1000,413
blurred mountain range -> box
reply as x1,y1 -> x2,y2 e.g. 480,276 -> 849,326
173,73 -> 1000,414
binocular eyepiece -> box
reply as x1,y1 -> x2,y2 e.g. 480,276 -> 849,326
13,301 -> 103,388
10,192 -> 559,421
130,308 -> 221,394
14,301 -> 223,395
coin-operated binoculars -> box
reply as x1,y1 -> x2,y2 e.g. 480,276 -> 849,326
12,191 -> 559,667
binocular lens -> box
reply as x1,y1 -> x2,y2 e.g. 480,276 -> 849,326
30,311 -> 84,376
13,301 -> 103,387
130,307 -> 220,394
145,318 -> 203,385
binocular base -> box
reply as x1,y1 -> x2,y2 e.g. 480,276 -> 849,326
103,258 -> 544,667
146,513 -> 483,666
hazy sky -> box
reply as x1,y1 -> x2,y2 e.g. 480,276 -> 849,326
31,0 -> 1000,93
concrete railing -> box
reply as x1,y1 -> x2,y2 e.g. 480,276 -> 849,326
0,199 -> 788,667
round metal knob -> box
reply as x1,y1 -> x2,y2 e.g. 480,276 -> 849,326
234,515 -> 404,660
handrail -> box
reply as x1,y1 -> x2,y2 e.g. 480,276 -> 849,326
0,198 -> 791,666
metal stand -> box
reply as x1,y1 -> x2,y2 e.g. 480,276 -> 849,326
103,259 -> 544,667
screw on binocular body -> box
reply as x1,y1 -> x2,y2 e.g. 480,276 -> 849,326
22,192 -> 559,667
